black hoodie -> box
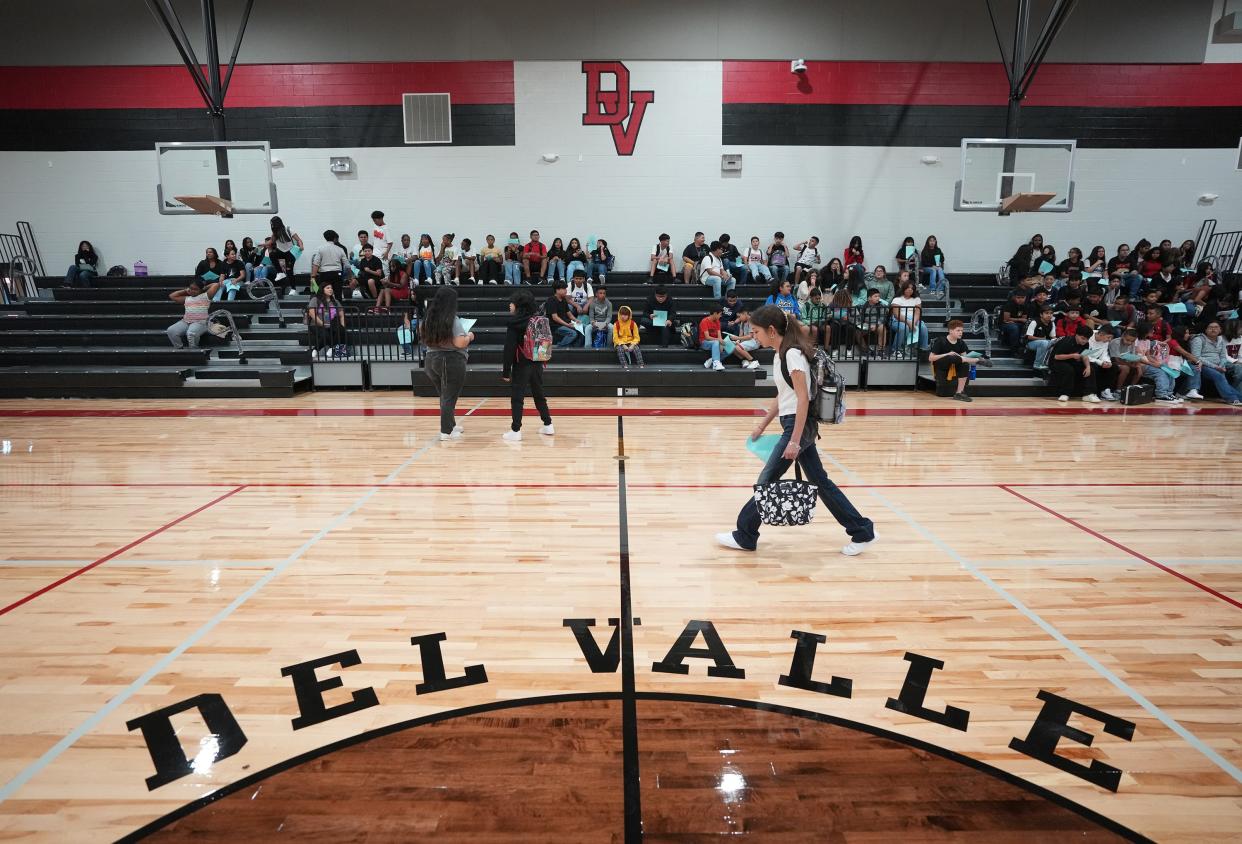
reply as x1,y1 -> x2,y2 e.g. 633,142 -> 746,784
643,292 -> 677,324
502,310 -> 534,378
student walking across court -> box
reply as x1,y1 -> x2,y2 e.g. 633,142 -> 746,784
421,286 -> 476,441
716,306 -> 875,555
501,289 -> 555,442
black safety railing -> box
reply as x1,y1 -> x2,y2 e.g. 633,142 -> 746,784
801,304 -> 927,361
305,305 -> 424,363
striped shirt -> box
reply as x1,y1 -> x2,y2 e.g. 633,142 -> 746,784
183,293 -> 210,323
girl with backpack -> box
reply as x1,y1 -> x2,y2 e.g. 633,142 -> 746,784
501,289 -> 555,442
422,287 -> 476,441
716,305 -> 875,556
269,216 -> 304,293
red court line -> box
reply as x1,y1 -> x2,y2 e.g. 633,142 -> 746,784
0,485 -> 247,617
2,481 -> 1239,489
998,485 -> 1242,611
2,406 -> 1238,419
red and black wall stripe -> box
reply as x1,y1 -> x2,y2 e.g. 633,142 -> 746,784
0,62 -> 515,150
723,61 -> 1242,149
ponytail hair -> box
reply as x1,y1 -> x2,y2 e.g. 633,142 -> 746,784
751,304 -> 815,371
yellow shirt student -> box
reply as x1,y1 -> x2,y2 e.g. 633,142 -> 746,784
613,314 -> 639,346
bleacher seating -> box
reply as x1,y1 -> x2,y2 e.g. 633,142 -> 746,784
0,268 -> 1045,399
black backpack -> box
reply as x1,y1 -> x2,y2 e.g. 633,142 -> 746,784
107,265 -> 128,277
780,346 -> 846,425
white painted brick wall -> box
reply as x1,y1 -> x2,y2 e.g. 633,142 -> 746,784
1,61 -> 1238,276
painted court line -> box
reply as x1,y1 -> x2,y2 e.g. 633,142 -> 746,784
978,557 -> 1242,569
3,481 -> 1241,489
0,399 -> 486,806
0,559 -> 282,568
0,486 -> 247,617
1,405 -> 1238,419
999,485 -> 1242,611
818,451 -> 1242,787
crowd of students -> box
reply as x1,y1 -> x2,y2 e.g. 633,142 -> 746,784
998,234 -> 1242,405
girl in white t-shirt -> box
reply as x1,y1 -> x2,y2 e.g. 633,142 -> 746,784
716,305 -> 875,556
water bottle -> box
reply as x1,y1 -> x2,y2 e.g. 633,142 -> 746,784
968,363 -> 977,380
134,260 -> 148,277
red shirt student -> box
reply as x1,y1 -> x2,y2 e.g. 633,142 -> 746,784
1055,309 -> 1087,339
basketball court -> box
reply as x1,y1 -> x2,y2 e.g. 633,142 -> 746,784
0,393 -> 1239,842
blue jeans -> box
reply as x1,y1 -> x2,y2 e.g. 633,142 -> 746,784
1143,365 -> 1175,399
1121,272 -> 1143,297
1187,366 -> 1241,402
504,261 -> 523,285
726,261 -> 748,284
546,259 -> 565,282
567,260 -> 586,279
700,339 -> 721,363
413,259 -> 435,283
212,280 -> 242,301
702,273 -> 735,299
748,261 -> 772,281
1000,322 -> 1024,349
590,260 -> 609,280
554,325 -> 582,347
1027,338 -> 1052,368
889,318 -> 929,351
732,415 -> 875,550
770,264 -> 789,282
923,266 -> 946,293
65,266 -> 95,287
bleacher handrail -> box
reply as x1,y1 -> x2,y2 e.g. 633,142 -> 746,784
207,308 -> 247,364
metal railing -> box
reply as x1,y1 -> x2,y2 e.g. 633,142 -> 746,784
1,255 -> 38,304
800,304 -> 927,361
306,305 -> 423,363
207,308 -> 248,364
967,308 -> 994,359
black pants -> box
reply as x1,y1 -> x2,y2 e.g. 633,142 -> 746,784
1050,360 -> 1097,396
425,350 -> 468,435
933,356 -> 967,397
479,259 -> 503,284
637,317 -> 674,347
650,269 -> 675,285
309,323 -> 343,352
509,360 -> 552,432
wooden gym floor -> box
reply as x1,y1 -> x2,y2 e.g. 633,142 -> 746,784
0,393 -> 1239,842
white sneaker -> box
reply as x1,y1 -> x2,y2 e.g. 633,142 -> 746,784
1057,394 -> 1069,402
539,424 -> 555,436
275,272 -> 287,281
439,433 -> 453,441
712,360 -> 725,371
1081,393 -> 1101,403
744,359 -> 760,369
715,532 -> 752,552
502,430 -> 522,442
1184,389 -> 1204,400
452,425 -> 463,438
703,359 -> 714,369
1100,389 -> 1117,401
310,349 -> 318,360
841,534 -> 876,556
324,348 -> 335,359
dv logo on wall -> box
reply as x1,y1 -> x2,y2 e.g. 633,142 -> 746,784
582,61 -> 654,156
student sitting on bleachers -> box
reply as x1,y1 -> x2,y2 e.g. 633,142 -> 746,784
1086,323 -> 1117,400
765,278 -> 802,320
867,265 -> 894,303
356,243 -> 384,299
1025,306 -> 1057,371
167,278 -> 219,349
698,303 -> 728,372
590,238 -> 613,283
212,247 -> 246,301
1169,324 -> 1204,400
588,285 -> 613,349
699,241 -> 736,299
928,318 -> 974,402
1108,327 -> 1144,397
639,285 -> 678,347
1081,286 -> 1107,329
545,237 -> 567,284
567,270 -> 593,317
827,288 -> 854,354
478,234 -> 504,285
613,306 -> 644,369
794,269 -> 821,307
888,280 -> 928,352
802,287 -> 829,347
1055,304 -> 1087,339
1050,325 -> 1101,403
1189,320 -> 1242,405
374,257 -> 410,312
414,233 -> 437,284
547,282 -> 582,347
1134,321 -> 1181,404
856,288 -> 889,355
649,233 -> 676,284
1000,289 -> 1029,350
791,236 -> 821,287
744,236 -> 771,282
307,283 -> 346,359
64,241 -> 99,288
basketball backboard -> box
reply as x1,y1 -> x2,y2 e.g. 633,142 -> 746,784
954,138 -> 1076,213
156,141 -> 278,215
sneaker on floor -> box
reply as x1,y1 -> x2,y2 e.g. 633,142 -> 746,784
452,425 -> 463,437
502,430 -> 522,442
1230,400 -> 1242,406
1057,394 -> 1069,402
703,359 -> 714,369
712,360 -> 725,371
439,433 -> 453,441
952,393 -> 973,402
715,532 -> 753,552
1183,389 -> 1204,400
841,535 -> 876,556
539,424 -> 555,436
1100,389 -> 1118,401
1081,393 -> 1101,403
1155,396 -> 1180,404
